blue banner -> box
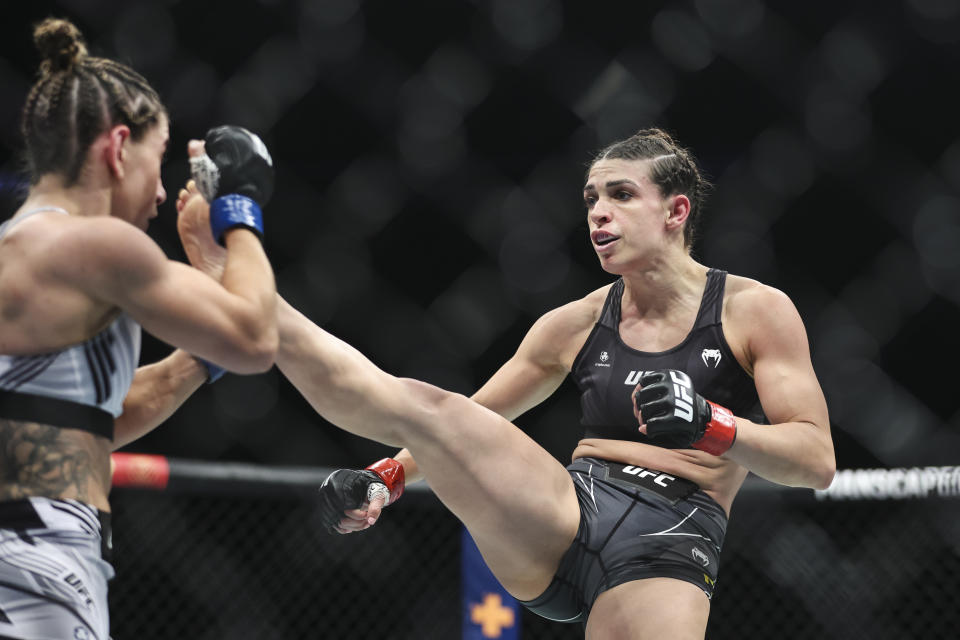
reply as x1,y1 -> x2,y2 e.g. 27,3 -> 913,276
462,527 -> 521,640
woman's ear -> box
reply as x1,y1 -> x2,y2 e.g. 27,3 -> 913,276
103,124 -> 132,179
666,193 -> 691,231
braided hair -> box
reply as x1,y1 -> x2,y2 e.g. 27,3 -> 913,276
21,18 -> 166,185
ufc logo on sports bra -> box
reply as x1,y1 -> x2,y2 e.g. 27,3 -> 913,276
624,370 -> 648,386
670,370 -> 695,422
625,370 -> 695,422
623,371 -> 693,422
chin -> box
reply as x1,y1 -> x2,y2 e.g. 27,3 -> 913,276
597,257 -> 626,276
140,212 -> 158,230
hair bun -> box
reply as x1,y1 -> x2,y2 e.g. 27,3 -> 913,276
33,18 -> 87,74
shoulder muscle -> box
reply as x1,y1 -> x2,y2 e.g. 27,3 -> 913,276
49,217 -> 168,303
723,277 -> 810,372
517,284 -> 610,371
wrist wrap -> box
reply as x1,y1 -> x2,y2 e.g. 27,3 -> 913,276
210,194 -> 263,246
366,458 -> 405,504
197,357 -> 225,384
693,400 -> 737,456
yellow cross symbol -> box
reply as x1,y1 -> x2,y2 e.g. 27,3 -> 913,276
470,592 -> 515,638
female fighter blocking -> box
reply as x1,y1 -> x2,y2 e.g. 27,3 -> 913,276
180,128 -> 834,639
0,18 -> 277,640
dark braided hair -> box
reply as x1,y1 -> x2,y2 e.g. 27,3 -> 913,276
21,18 -> 166,185
590,128 -> 711,249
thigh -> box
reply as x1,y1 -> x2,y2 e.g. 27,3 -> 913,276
585,578 -> 710,640
398,380 -> 581,601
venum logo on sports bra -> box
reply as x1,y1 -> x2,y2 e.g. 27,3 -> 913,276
701,348 -> 722,367
594,351 -> 611,367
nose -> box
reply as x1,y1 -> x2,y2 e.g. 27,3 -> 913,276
156,181 -> 167,206
589,199 -> 612,226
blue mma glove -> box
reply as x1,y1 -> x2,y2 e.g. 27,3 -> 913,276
190,125 -> 274,245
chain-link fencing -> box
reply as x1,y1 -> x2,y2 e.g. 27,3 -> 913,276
108,458 -> 959,639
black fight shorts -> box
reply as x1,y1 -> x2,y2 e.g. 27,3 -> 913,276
520,457 -> 728,624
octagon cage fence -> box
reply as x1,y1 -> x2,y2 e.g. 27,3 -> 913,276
108,454 -> 959,640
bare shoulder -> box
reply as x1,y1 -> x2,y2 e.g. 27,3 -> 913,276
520,283 -> 613,368
17,217 -> 170,302
533,283 -> 611,339
0,215 -> 169,343
723,274 -> 802,327
722,274 -> 809,371
53,217 -> 166,279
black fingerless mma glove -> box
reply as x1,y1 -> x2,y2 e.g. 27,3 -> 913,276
316,469 -> 382,533
634,369 -> 737,456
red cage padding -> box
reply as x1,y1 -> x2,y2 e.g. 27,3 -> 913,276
111,453 -> 171,490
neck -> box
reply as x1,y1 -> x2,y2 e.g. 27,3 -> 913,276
20,174 -> 112,219
619,253 -> 708,318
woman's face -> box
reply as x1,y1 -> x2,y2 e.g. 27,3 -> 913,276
114,115 -> 169,231
583,158 -> 680,274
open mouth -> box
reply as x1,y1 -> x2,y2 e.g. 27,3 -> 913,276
592,231 -> 620,247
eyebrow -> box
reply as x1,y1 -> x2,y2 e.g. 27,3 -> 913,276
583,178 -> 639,192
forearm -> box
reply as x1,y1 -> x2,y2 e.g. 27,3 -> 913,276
393,449 -> 423,484
112,350 -> 207,450
220,231 -> 278,349
726,418 -> 836,489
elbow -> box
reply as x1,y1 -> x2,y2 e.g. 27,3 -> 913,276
229,325 -> 278,374
227,296 -> 279,373
245,347 -> 277,375
799,421 -> 836,490
811,454 -> 837,491
257,326 -> 280,371
243,328 -> 279,373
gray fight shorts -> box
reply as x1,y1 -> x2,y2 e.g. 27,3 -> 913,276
0,498 -> 114,640
520,457 -> 728,624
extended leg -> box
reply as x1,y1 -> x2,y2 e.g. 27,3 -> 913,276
276,298 -> 580,599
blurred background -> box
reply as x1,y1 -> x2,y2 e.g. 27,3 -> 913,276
1,1 -> 958,638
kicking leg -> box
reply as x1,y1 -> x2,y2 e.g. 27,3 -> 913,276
277,298 -> 581,599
